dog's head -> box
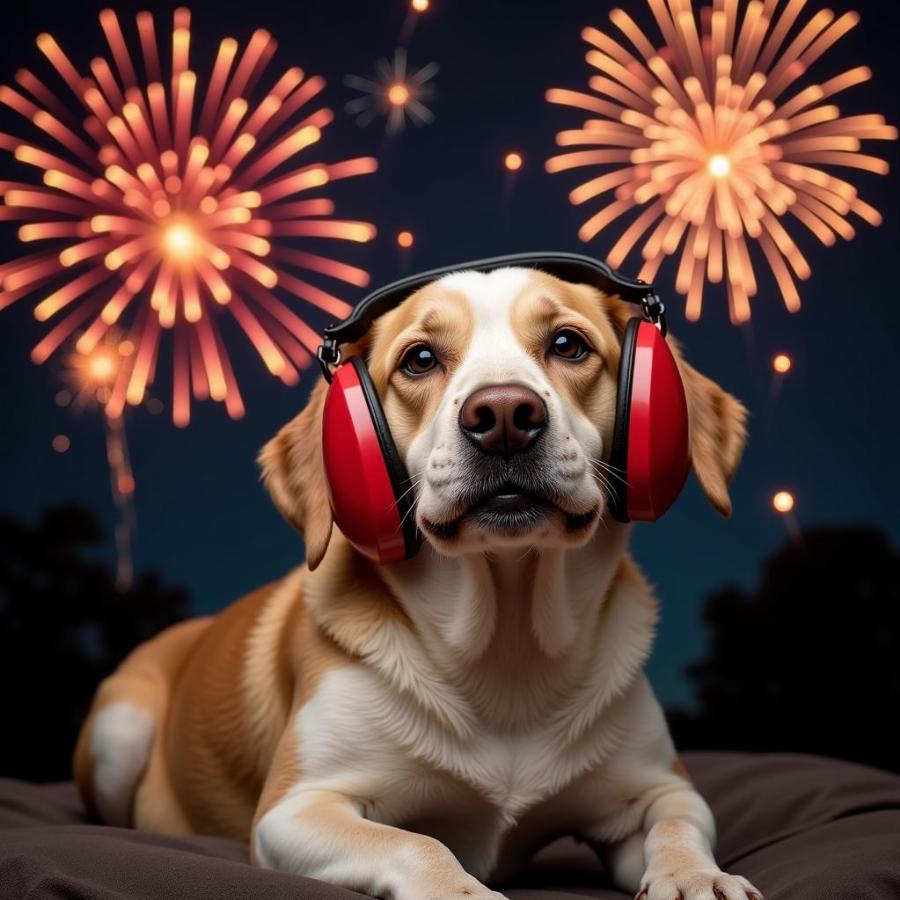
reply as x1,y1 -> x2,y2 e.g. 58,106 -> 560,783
261,267 -> 747,568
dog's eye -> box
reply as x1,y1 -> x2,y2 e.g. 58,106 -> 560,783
549,329 -> 590,361
400,344 -> 439,376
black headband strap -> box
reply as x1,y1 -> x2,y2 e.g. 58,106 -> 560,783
317,251 -> 664,380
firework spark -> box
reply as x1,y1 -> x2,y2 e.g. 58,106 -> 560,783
773,352 -> 792,373
773,490 -> 795,513
63,330 -> 132,410
0,8 -> 378,425
546,0 -> 896,322
504,152 -> 524,172
345,48 -> 438,134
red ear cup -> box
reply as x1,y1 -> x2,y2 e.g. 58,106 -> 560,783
609,319 -> 690,522
321,357 -> 419,565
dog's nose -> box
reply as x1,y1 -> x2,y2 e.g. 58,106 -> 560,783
459,384 -> 547,456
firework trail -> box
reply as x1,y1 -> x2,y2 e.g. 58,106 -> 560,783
58,333 -> 136,588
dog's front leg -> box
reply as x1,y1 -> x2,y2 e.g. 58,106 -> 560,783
605,787 -> 762,900
253,789 -> 507,900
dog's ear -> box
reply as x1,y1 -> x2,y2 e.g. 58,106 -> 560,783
258,379 -> 333,570
672,342 -> 748,517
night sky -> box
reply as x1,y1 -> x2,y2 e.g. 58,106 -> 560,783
1,0 -> 898,708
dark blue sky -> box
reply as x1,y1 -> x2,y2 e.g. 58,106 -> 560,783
1,0 -> 898,707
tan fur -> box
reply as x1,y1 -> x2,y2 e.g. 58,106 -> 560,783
676,351 -> 748,517
74,571 -> 361,839
672,757 -> 692,784
258,381 -> 333,570
74,616 -> 212,826
369,282 -> 475,455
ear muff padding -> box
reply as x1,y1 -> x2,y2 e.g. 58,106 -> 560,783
609,319 -> 690,522
321,357 -> 420,564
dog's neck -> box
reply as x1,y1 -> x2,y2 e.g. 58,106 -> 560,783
376,523 -> 635,730
381,525 -> 631,659
304,522 -> 655,736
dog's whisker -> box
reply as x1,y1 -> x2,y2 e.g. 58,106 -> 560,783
588,466 -> 617,497
388,475 -> 423,514
397,492 -> 421,532
589,457 -> 627,480
589,458 -> 630,490
590,456 -> 624,472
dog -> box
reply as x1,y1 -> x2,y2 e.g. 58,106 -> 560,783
75,263 -> 760,900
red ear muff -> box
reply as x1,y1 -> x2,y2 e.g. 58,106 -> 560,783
609,319 -> 690,522
321,357 -> 420,565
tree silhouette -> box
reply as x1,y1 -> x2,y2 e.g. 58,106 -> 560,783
668,527 -> 900,772
0,504 -> 187,781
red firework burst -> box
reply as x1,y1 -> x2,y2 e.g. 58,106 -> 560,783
0,7 -> 377,425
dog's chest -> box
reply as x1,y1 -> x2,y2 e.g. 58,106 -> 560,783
294,664 -> 592,860
297,666 -> 596,877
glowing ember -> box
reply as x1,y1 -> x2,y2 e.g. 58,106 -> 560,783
504,152 -> 524,172
412,0 -> 429,11
773,353 -> 792,373
0,8 -> 378,425
773,491 -> 795,513
397,230 -> 414,248
52,434 -> 70,453
388,84 -> 410,107
345,48 -> 439,134
546,0 -> 896,322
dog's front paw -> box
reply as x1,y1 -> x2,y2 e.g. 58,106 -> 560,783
414,879 -> 507,900
390,837 -> 509,900
402,869 -> 507,900
636,868 -> 762,900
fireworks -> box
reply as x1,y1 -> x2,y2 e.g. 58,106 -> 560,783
546,0 -> 896,322
0,8 -> 378,425
345,48 -> 439,134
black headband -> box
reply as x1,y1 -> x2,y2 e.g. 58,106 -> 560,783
317,252 -> 664,379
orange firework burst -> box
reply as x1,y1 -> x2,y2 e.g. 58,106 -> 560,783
0,8 -> 378,425
546,0 -> 896,322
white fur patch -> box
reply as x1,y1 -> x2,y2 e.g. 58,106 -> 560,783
90,701 -> 155,827
289,661 -> 645,876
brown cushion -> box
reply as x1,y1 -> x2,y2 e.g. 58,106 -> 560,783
1,752 -> 899,899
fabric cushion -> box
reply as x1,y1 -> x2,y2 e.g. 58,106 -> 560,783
1,752 -> 899,899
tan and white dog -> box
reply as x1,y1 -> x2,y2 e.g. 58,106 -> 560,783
75,266 -> 760,900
